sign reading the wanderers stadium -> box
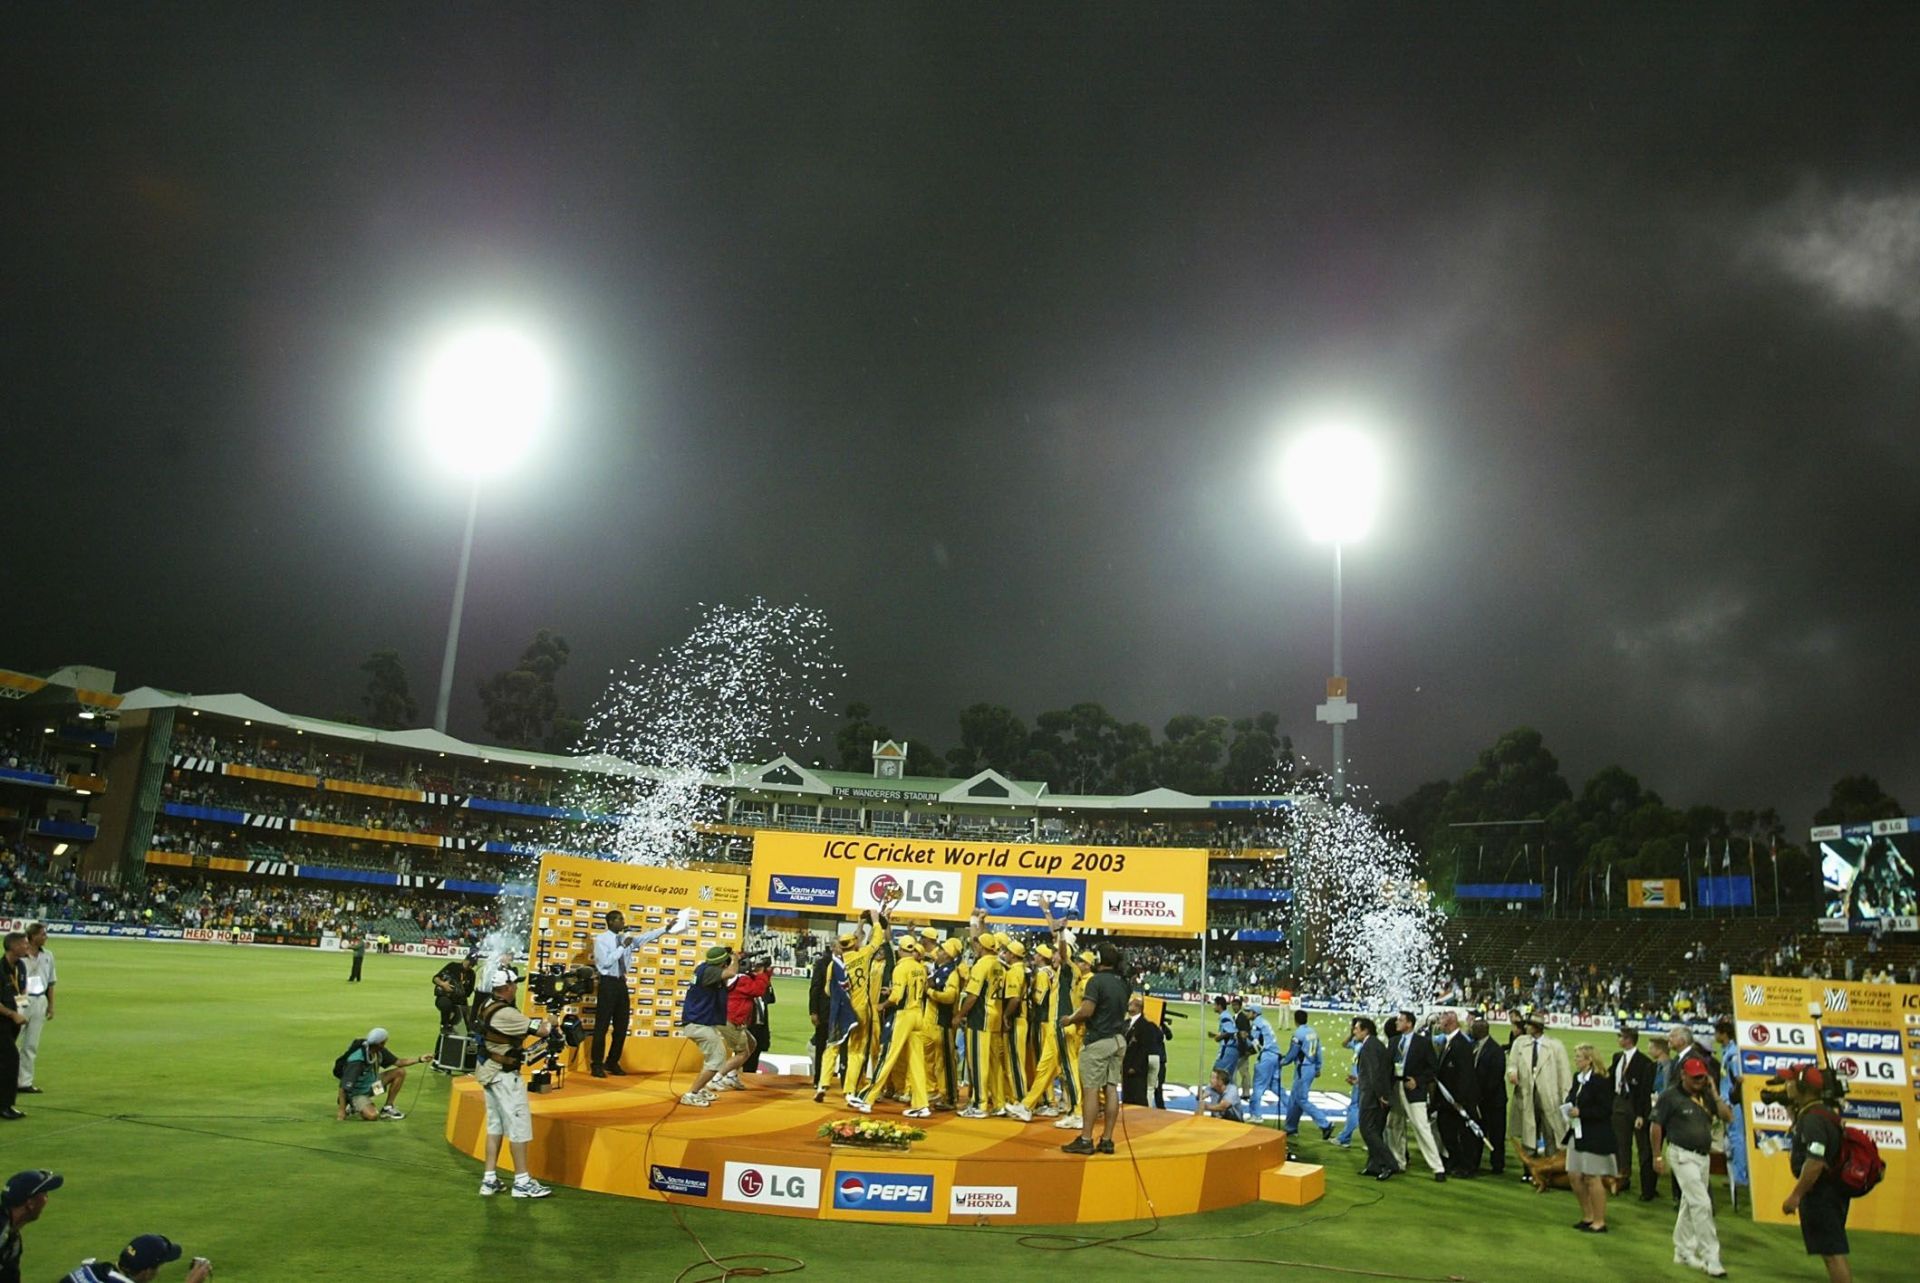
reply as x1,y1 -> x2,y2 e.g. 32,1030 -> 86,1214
1730,973 -> 1919,1236
748,829 -> 1209,935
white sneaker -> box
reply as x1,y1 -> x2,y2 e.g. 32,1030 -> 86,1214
958,1106 -> 989,1119
988,1107 -> 1009,1118
479,1174 -> 503,1196
903,1107 -> 932,1118
1036,1105 -> 1062,1117
711,1077 -> 740,1091
1005,1103 -> 1034,1122
1053,1114 -> 1083,1130
679,1091 -> 711,1107
847,1095 -> 873,1114
721,1072 -> 744,1089
379,1105 -> 406,1120
511,1178 -> 552,1199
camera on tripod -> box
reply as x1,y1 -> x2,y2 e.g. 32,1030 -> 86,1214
519,964 -> 594,1093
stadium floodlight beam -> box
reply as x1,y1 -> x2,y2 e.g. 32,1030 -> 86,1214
411,320 -> 557,733
1282,424 -> 1382,801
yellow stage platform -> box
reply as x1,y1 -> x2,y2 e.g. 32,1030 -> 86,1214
445,1042 -> 1288,1224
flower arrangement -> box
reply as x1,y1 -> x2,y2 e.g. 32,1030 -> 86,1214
818,1117 -> 928,1150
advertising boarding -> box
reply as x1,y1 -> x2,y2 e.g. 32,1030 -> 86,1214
1730,974 -> 1918,1235
527,852 -> 747,1038
748,829 -> 1209,935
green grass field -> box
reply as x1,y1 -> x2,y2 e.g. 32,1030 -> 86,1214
7,940 -> 1902,1282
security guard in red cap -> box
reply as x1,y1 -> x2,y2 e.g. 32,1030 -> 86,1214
3,1168 -> 62,1283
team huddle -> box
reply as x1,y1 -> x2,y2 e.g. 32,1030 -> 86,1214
811,905 -> 1097,1128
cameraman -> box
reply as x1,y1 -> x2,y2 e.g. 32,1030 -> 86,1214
721,954 -> 772,1086
432,951 -> 480,1031
1777,1065 -> 1852,1283
679,946 -> 751,1106
472,967 -> 553,1199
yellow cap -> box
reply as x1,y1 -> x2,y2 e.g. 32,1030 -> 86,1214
918,926 -> 941,942
942,938 -> 965,959
1004,939 -> 1027,958
1035,944 -> 1054,961
1077,951 -> 1096,965
980,932 -> 1001,950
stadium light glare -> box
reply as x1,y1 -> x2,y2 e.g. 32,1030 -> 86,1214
1281,424 -> 1381,545
412,321 -> 555,478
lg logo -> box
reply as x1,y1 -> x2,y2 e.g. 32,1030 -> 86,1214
737,1169 -> 764,1198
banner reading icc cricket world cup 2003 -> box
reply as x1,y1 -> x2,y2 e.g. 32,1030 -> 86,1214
1731,973 -> 1920,1235
748,829 -> 1210,935
528,852 -> 748,1038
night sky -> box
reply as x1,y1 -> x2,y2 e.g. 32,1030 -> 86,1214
5,5 -> 1917,826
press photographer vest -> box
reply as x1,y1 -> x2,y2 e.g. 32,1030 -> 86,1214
473,998 -> 535,1069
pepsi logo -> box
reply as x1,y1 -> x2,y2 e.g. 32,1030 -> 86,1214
737,1168 -> 764,1197
837,1175 -> 866,1205
980,880 -> 1012,911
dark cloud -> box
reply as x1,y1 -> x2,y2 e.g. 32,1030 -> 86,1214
4,4 -> 1918,825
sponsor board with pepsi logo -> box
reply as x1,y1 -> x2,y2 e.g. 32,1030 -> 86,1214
723,1162 -> 821,1210
949,1185 -> 1019,1215
1742,1050 -> 1818,1075
974,874 -> 1087,921
832,1170 -> 934,1213
1824,1027 -> 1902,1055
648,1165 -> 711,1197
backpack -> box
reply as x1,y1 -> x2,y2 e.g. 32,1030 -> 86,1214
1811,1107 -> 1886,1198
331,1038 -> 366,1082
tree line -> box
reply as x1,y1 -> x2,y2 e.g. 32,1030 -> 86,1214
1374,726 -> 1905,909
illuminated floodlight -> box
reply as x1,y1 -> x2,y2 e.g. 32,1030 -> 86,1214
413,321 -> 555,477
1282,425 -> 1382,545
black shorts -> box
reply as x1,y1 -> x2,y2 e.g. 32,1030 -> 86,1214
1798,1182 -> 1850,1257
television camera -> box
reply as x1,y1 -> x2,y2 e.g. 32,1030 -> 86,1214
517,963 -> 594,1092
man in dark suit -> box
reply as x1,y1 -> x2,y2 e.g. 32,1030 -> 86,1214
1469,1017 -> 1507,1174
1352,1016 -> 1398,1180
1433,1011 -> 1480,1176
1400,1014 -> 1448,1179
807,946 -> 833,1083
1609,1026 -> 1658,1199
1122,995 -> 1168,1107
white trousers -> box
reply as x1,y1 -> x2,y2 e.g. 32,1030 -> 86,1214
1398,1087 -> 1447,1173
1669,1146 -> 1722,1271
17,995 -> 48,1087
480,1071 -> 533,1143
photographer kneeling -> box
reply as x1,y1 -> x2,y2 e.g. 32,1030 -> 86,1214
336,1029 -> 431,1122
472,966 -> 553,1199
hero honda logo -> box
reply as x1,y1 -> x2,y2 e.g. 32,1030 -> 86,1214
976,874 -> 1086,919
852,867 -> 959,913
833,1170 -> 934,1212
1102,891 -> 1184,926
723,1161 -> 820,1209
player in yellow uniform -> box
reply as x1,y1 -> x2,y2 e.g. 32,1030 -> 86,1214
813,926 -> 868,1102
999,939 -> 1034,1121
925,936 -> 964,1108
884,927 -> 944,1101
1020,943 -> 1064,1116
955,929 -> 1004,1117
861,937 -> 933,1115
1053,950 -> 1094,1130
854,919 -> 897,1098
814,910 -> 886,1103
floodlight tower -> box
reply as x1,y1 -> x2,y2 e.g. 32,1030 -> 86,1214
1282,425 -> 1382,801
412,321 -> 556,733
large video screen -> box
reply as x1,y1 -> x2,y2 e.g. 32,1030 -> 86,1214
1818,831 -> 1918,929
